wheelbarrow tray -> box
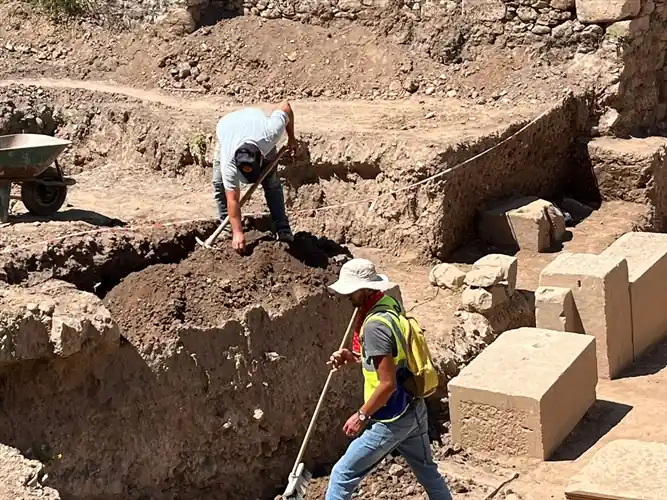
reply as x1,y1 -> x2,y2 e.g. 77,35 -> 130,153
0,134 -> 72,180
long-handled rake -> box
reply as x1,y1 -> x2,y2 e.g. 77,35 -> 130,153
282,307 -> 360,499
196,146 -> 288,249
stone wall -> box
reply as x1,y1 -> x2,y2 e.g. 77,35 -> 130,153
589,0 -> 667,135
149,0 -> 667,135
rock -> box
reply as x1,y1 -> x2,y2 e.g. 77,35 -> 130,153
531,25 -> 552,35
388,463 -> 405,476
158,8 -> 196,36
464,266 -> 504,288
429,263 -> 466,290
594,107 -> 621,137
545,204 -> 567,243
550,0 -> 574,9
472,254 -> 518,296
403,79 -> 419,93
575,0 -> 640,23
462,285 -> 509,313
517,6 -> 538,21
177,62 -> 191,79
0,280 -> 119,364
389,80 -> 402,92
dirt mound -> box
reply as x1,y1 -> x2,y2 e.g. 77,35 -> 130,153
105,231 -> 349,363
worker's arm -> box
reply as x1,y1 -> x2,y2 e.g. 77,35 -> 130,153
278,101 -> 296,150
225,188 -> 245,251
329,348 -> 361,370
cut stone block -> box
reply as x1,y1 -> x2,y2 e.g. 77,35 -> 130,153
602,232 -> 667,359
478,196 -> 565,253
429,263 -> 466,290
461,285 -> 508,313
579,137 -> 667,215
448,327 -> 597,459
464,266 -> 504,288
535,286 -> 579,332
540,252 -> 633,379
565,439 -> 667,500
576,0 -> 641,23
472,254 -> 518,295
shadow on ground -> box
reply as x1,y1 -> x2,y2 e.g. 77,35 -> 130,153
622,339 -> 667,378
550,399 -> 633,462
8,208 -> 126,227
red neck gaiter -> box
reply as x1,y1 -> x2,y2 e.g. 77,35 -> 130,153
351,291 -> 385,355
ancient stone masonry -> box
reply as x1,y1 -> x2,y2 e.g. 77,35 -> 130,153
565,439 -> 667,500
155,0 -> 607,55
448,327 -> 598,459
587,0 -> 667,134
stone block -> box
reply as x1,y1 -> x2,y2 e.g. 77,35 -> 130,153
448,328 -> 597,459
579,137 -> 667,214
576,0 -> 641,23
471,254 -> 518,295
478,196 -> 565,253
602,232 -> 667,359
461,285 -> 508,313
464,266 -> 504,288
606,16 -> 651,40
429,263 -> 466,290
540,252 -> 633,379
565,439 -> 667,500
535,286 -> 579,332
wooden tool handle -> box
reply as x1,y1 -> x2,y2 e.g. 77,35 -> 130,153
289,307 -> 359,475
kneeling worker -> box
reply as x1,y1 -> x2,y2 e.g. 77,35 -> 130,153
326,258 -> 453,500
213,102 -> 297,252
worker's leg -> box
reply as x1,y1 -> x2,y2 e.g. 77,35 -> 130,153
395,400 -> 452,500
261,148 -> 292,240
325,420 -> 407,500
212,153 -> 228,221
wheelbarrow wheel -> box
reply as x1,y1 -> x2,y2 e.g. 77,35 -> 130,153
21,167 -> 68,217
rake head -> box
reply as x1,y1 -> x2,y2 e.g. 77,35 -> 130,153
281,463 -> 312,500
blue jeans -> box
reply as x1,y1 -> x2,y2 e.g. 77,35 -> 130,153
326,399 -> 453,500
212,148 -> 292,234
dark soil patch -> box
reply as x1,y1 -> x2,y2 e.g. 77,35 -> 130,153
104,231 -> 350,348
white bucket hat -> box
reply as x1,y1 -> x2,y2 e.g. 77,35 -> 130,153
328,258 -> 396,295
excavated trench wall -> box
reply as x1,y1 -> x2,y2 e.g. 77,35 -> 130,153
283,94 -> 588,260
2,85 -> 589,263
0,229 -> 360,500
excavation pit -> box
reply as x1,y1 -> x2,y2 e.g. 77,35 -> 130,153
0,228 -> 362,500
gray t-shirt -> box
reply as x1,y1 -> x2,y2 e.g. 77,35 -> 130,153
215,107 -> 289,191
363,311 -> 398,364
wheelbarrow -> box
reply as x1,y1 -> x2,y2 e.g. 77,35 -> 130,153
0,134 -> 76,223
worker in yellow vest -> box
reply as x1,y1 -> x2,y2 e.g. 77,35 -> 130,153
326,258 -> 453,500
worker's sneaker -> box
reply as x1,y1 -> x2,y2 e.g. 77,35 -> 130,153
277,230 -> 294,244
